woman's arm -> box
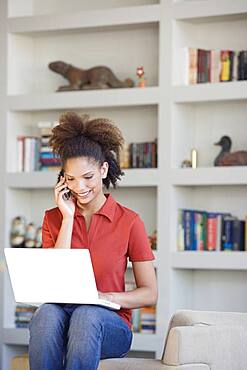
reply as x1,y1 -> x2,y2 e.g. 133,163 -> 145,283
54,175 -> 75,249
54,218 -> 74,249
99,260 -> 157,309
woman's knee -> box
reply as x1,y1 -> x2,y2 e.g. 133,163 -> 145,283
29,303 -> 68,335
70,305 -> 105,327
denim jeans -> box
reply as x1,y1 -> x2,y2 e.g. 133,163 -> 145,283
29,303 -> 133,370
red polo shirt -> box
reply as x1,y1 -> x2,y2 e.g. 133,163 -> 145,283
42,193 -> 155,328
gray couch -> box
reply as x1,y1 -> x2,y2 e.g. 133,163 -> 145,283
99,310 -> 247,370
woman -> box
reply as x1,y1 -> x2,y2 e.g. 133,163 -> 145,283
29,112 -> 157,370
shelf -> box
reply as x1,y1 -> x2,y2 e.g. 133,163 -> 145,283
171,167 -> 247,186
171,251 -> 247,271
131,332 -> 159,352
6,169 -> 159,189
172,0 -> 247,23
3,328 -> 29,345
7,5 -> 160,35
7,87 -> 159,111
173,82 -> 247,103
3,327 -> 158,351
127,251 -> 157,269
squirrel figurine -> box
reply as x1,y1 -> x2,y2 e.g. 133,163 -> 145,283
49,61 -> 134,91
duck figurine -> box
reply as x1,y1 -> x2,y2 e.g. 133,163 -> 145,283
214,135 -> 247,166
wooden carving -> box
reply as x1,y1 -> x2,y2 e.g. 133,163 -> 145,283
214,136 -> 247,166
49,61 -> 134,91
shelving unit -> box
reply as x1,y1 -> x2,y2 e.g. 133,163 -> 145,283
7,87 -> 160,111
6,169 -> 159,189
7,4 -> 160,34
172,0 -> 247,22
171,167 -> 247,186
166,0 -> 247,319
171,252 -> 247,271
0,0 -> 162,368
2,0 -> 247,368
173,81 -> 247,103
3,327 -> 160,352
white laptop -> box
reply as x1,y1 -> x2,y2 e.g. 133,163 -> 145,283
4,248 -> 120,310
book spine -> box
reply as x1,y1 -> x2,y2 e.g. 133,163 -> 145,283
222,217 -> 235,251
24,138 -> 32,172
183,210 -> 195,251
177,209 -> 185,251
17,136 -> 24,172
195,212 -> 205,251
210,50 -> 220,83
233,220 -> 245,251
207,213 -> 217,251
216,214 -> 223,251
220,50 -> 231,82
189,47 -> 198,84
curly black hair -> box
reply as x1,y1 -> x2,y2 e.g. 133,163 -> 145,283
49,112 -> 124,188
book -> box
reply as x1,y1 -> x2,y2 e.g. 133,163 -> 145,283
221,215 -> 237,251
232,219 -> 245,251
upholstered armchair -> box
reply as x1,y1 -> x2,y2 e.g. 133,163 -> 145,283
99,309 -> 247,370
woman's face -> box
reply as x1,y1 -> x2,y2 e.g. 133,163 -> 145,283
64,157 -> 108,206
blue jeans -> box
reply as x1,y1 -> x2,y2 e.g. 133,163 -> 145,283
29,303 -> 132,370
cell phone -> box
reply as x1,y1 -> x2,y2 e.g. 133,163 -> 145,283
57,169 -> 72,200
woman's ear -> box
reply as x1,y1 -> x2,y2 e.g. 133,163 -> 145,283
100,162 -> 109,179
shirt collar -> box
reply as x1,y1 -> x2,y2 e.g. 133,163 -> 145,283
74,193 -> 116,222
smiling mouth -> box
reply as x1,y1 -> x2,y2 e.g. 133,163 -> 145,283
75,190 -> 91,198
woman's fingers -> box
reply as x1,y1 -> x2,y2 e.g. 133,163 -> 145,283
55,183 -> 68,193
55,176 -> 65,187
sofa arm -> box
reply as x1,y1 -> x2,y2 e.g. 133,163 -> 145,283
163,324 -> 247,370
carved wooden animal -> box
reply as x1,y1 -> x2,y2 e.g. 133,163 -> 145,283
214,136 -> 247,166
49,61 -> 134,91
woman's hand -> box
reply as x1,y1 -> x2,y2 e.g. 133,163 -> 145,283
98,261 -> 157,309
55,176 -> 75,219
98,291 -> 115,303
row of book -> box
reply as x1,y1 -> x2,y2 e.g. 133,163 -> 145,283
17,124 -> 61,172
17,136 -> 41,172
119,140 -> 157,169
184,48 -> 247,85
15,304 -> 37,328
132,306 -> 156,333
39,121 -> 61,171
177,209 -> 247,252
17,125 -> 157,172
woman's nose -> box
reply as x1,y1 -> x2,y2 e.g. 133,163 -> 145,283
72,179 -> 87,191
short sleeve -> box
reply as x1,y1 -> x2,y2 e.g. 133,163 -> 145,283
128,215 -> 155,262
42,212 -> 55,248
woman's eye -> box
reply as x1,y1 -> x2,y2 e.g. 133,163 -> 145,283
84,175 -> 93,179
67,178 -> 74,181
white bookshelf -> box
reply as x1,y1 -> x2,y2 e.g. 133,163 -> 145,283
2,0 -> 247,368
171,252 -> 247,271
6,169 -> 159,188
128,251 -> 158,269
167,0 -> 247,319
3,328 -> 29,346
8,87 -> 160,111
7,4 -> 160,34
173,81 -> 247,103
171,167 -> 247,186
0,0 -> 162,368
3,327 -> 160,351
131,332 -> 161,352
172,0 -> 247,23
